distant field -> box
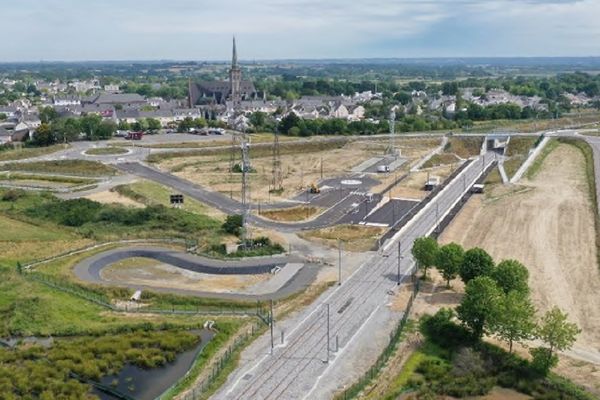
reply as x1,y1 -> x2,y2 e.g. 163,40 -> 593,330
0,144 -> 68,161
0,159 -> 117,176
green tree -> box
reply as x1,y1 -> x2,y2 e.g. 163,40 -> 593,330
0,113 -> 6,121
249,111 -> 267,129
80,114 -> 102,139
32,123 -> 56,146
459,247 -> 494,284
39,106 -> 59,123
222,214 -> 243,236
436,242 -> 464,288
533,307 -> 580,373
456,276 -> 502,338
146,118 -> 162,132
492,291 -> 536,353
491,259 -> 529,295
411,236 -> 438,279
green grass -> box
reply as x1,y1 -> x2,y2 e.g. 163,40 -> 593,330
0,172 -> 97,186
0,144 -> 69,161
113,180 -> 223,220
0,328 -> 202,398
84,146 -> 129,155
0,214 -> 71,242
0,159 -> 118,177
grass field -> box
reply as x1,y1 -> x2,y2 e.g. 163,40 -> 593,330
112,180 -> 225,220
0,213 -> 91,264
503,136 -> 538,179
0,172 -> 97,186
0,144 -> 68,161
0,159 -> 117,176
84,146 -> 129,155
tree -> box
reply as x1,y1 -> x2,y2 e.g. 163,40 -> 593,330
456,276 -> 502,338
249,111 -> 267,129
535,307 -> 580,368
0,113 -> 6,121
146,118 -> 162,132
411,236 -> 438,279
459,247 -> 494,284
94,121 -> 117,140
222,214 -> 243,236
492,291 -> 536,353
39,106 -> 58,123
491,259 -> 529,295
436,242 -> 464,288
32,123 -> 56,146
80,114 -> 102,139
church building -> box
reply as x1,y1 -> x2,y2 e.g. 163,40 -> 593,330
188,38 -> 257,108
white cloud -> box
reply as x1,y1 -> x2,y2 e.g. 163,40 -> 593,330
0,0 -> 598,60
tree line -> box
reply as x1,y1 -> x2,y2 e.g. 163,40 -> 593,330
411,237 -> 580,375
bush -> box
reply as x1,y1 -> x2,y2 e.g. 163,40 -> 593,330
419,309 -> 473,348
1,189 -> 26,202
222,214 -> 243,236
530,347 -> 558,376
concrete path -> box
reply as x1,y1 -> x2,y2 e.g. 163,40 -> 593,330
510,136 -> 550,183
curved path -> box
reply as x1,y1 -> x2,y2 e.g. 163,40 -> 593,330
73,246 -> 318,301
116,162 -> 371,232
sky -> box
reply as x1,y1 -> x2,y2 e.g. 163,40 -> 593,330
3,0 -> 600,61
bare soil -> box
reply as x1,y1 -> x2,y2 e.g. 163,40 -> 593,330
157,138 -> 439,203
299,224 -> 386,252
389,165 -> 456,201
439,144 -> 600,394
259,206 -> 322,222
440,144 -> 600,349
101,257 -> 268,292
85,190 -> 144,207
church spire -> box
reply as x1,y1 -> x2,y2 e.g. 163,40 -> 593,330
232,36 -> 238,68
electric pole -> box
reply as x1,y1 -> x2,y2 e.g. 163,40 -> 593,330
397,241 -> 401,285
338,239 -> 342,286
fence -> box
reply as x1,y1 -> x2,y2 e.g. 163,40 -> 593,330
334,278 -> 420,400
24,272 -> 271,320
160,321 -> 266,400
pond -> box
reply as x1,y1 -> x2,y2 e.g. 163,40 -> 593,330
93,329 -> 215,400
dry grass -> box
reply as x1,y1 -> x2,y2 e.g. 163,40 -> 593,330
157,138 -> 440,203
259,206 -> 321,222
299,224 -> 386,252
446,137 -> 483,159
101,257 -> 268,292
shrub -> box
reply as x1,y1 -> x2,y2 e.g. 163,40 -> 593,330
222,214 -> 243,236
1,189 -> 26,202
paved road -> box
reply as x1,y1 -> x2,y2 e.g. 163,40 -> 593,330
213,152 -> 497,400
116,162 -> 368,232
73,246 -> 318,301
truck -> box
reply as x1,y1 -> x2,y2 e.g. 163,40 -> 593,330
424,176 -> 441,191
376,165 -> 390,173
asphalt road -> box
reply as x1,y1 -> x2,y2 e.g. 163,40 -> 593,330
73,246 -> 318,301
116,162 -> 365,232
213,152 -> 497,400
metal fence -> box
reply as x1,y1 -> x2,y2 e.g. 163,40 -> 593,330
24,272 -> 269,319
162,322 -> 265,400
334,278 -> 420,400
